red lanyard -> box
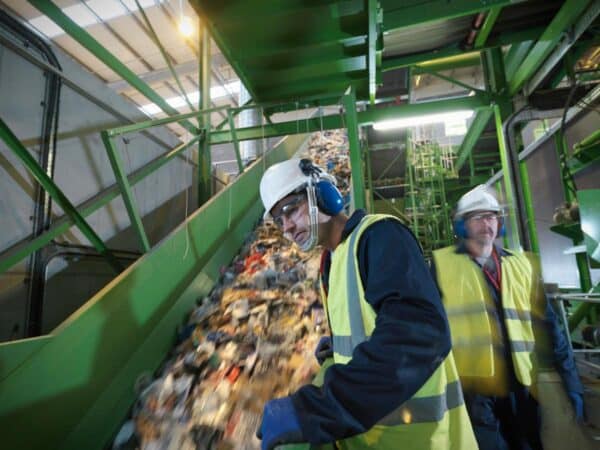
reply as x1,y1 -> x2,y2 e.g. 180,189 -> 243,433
482,249 -> 502,292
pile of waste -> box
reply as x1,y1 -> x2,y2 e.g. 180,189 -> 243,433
112,130 -> 350,450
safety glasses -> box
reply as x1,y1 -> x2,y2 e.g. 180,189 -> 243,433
468,212 -> 499,222
271,195 -> 306,228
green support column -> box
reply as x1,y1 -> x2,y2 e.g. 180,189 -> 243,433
101,132 -> 151,253
0,118 -> 122,272
363,140 -> 375,213
469,152 -> 475,178
553,132 -> 594,329
343,89 -> 366,210
198,25 -> 212,205
367,0 -> 378,104
227,109 -> 245,174
496,179 -> 510,249
518,160 -> 539,253
493,105 -> 520,249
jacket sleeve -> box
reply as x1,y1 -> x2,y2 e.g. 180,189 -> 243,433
544,299 -> 584,394
290,220 -> 451,444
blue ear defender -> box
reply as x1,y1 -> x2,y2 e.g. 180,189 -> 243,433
315,180 -> 343,216
298,158 -> 344,216
498,217 -> 506,237
453,219 -> 467,238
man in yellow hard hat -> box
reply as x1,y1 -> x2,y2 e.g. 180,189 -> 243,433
432,184 -> 584,450
256,158 -> 477,450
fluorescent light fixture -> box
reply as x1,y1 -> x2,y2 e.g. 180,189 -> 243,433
373,110 -> 474,131
139,81 -> 242,116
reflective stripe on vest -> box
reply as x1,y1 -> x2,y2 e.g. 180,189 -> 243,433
379,380 -> 463,426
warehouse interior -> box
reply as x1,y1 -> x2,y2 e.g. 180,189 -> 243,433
1,0 -> 600,448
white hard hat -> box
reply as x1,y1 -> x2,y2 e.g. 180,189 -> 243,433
455,184 -> 501,219
260,158 -> 328,218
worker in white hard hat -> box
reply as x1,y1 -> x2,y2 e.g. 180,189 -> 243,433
431,184 -> 584,450
256,158 -> 477,450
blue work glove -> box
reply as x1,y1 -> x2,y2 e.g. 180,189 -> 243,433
314,335 -> 333,365
257,397 -> 303,450
568,391 -> 585,422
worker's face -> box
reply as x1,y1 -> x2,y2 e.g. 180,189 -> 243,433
271,194 -> 311,246
465,211 -> 499,247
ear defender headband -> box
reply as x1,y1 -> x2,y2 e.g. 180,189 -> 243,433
298,158 -> 343,216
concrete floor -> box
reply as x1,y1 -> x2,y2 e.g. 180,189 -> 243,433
538,370 -> 600,450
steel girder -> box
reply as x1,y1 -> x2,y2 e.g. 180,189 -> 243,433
381,0 -> 514,32
0,119 -> 122,272
508,0 -> 592,95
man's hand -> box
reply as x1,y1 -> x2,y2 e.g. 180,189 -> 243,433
257,397 -> 304,450
314,336 -> 333,365
567,391 -> 585,422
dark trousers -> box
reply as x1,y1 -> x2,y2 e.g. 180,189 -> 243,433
464,388 -> 543,450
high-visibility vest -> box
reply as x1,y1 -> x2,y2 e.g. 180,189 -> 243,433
432,245 -> 544,394
322,215 -> 477,450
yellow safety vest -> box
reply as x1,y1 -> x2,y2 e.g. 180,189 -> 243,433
432,246 -> 544,394
322,215 -> 477,450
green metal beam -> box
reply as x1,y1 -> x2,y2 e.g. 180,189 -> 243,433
101,132 -> 150,253
364,141 -> 375,213
27,0 -> 199,136
367,0 -> 378,104
524,0 -> 600,95
107,106 -> 227,137
252,56 -> 366,87
0,118 -> 122,272
474,6 -> 502,49
343,88 -> 366,210
227,109 -> 244,174
503,41 -> 534,78
198,25 -> 212,205
508,0 -> 591,95
519,160 -> 539,254
412,52 -> 481,74
455,108 -> 494,170
382,0 -> 512,31
209,94 -> 490,144
493,105 -> 520,249
0,136 -> 201,276
382,26 -> 544,72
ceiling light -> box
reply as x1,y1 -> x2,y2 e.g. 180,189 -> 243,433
178,16 -> 195,37
373,110 -> 474,131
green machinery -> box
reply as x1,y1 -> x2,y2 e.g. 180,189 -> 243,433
404,140 -> 456,256
1,0 -> 600,448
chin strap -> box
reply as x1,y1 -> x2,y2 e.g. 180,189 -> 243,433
300,184 -> 319,251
